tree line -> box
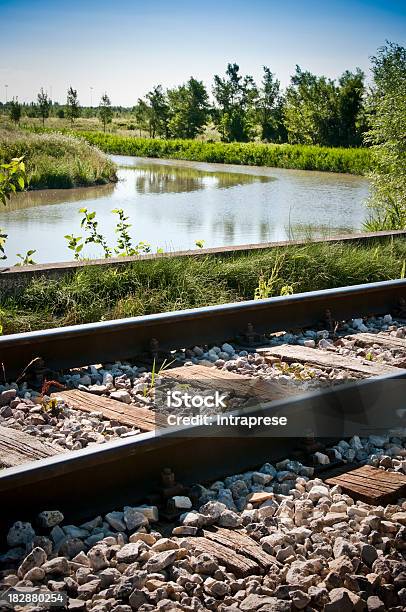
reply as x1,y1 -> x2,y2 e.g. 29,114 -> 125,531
3,61 -> 368,147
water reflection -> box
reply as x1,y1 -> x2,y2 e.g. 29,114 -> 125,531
4,183 -> 115,212
131,164 -> 272,195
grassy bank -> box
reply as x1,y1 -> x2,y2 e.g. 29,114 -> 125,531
29,128 -> 371,175
1,238 -> 404,335
0,127 -> 117,189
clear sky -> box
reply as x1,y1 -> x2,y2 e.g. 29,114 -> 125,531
0,0 -> 405,106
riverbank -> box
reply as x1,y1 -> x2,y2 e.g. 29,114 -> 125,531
1,238 -> 404,334
28,128 -> 371,175
0,127 -> 117,189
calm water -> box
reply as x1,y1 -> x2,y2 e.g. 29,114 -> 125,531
0,155 -> 369,265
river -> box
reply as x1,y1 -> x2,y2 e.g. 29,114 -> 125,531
0,155 -> 369,265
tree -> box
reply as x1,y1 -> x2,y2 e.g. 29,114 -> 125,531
66,86 -> 81,125
167,77 -> 210,139
337,69 -> 366,146
133,100 -> 151,136
212,63 -> 258,142
284,67 -> 340,145
37,88 -> 50,126
364,42 -> 406,230
145,85 -> 170,138
257,67 -> 287,142
99,93 -> 113,132
9,98 -> 21,125
284,66 -> 366,147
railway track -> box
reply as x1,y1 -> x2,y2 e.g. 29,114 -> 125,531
0,280 -> 406,610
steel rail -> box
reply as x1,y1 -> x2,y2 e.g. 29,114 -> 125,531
0,371 -> 405,529
0,279 -> 405,379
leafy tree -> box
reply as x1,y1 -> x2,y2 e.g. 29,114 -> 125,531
284,66 -> 366,147
9,98 -> 21,125
257,67 -> 287,142
145,85 -> 170,138
66,86 -> 81,125
99,93 -> 113,132
37,88 -> 51,126
364,42 -> 406,229
167,77 -> 210,139
284,67 -> 340,145
133,100 -> 151,136
337,69 -> 366,146
212,63 -> 258,142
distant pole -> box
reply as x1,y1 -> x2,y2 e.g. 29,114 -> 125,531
5,84 -> 8,103
90,86 -> 93,108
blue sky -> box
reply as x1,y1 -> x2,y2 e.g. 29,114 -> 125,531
1,0 -> 405,106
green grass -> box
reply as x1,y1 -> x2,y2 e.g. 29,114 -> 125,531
0,126 -> 117,189
1,238 -> 405,335
27,128 -> 372,175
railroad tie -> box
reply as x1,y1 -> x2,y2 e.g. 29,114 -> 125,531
257,345 -> 401,377
51,390 -> 167,432
0,425 -> 62,468
161,364 -> 295,402
325,464 -> 406,505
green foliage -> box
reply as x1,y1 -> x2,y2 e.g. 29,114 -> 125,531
0,127 -> 117,189
0,155 -> 26,260
64,234 -> 84,259
9,98 -> 22,125
145,85 -> 170,138
55,130 -> 371,174
37,88 -> 51,126
257,67 -> 287,143
15,249 -> 37,266
364,42 -> 406,230
79,207 -> 112,258
167,78 -> 210,139
0,155 -> 25,205
99,93 -> 113,132
212,63 -> 258,142
254,255 -> 294,299
112,208 -> 151,256
2,238 -> 406,335
64,208 -> 151,260
284,66 -> 366,146
66,86 -> 81,126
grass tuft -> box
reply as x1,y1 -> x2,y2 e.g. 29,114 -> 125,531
0,126 -> 117,189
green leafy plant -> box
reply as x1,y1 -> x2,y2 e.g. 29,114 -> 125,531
112,208 -> 133,255
0,229 -> 7,261
112,208 -> 151,256
254,255 -> 295,299
15,250 -> 37,266
280,284 -> 294,296
79,207 -> 112,258
0,156 -> 26,260
64,234 -> 84,259
0,156 -> 25,205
